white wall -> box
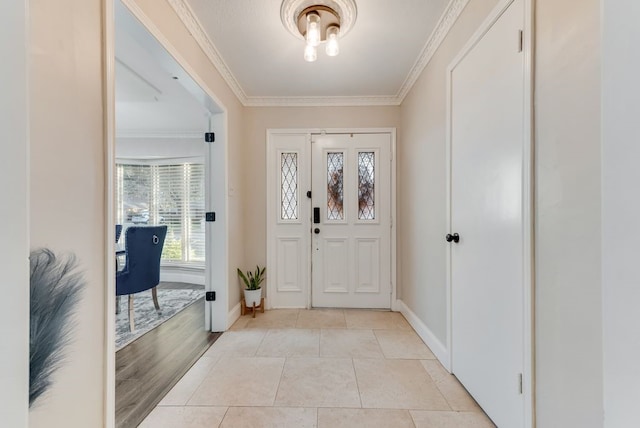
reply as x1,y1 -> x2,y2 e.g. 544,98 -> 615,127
399,0 -> 499,347
116,137 -> 205,159
534,1 -> 603,426
0,1 -> 29,426
602,1 -> 640,426
28,0 -> 106,426
161,267 -> 205,285
244,106 -> 401,301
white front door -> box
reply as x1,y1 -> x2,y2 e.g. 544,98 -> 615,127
449,0 -> 526,427
311,133 -> 391,308
267,131 -> 393,309
267,133 -> 312,309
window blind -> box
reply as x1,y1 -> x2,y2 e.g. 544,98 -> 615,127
116,162 -> 205,266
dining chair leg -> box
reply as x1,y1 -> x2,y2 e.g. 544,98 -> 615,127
152,286 -> 160,310
115,295 -> 121,314
128,295 -> 135,331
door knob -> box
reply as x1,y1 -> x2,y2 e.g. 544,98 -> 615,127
314,228 -> 320,234
445,233 -> 460,243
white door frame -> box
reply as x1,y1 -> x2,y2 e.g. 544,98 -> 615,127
445,0 -> 534,426
114,0 -> 230,329
266,128 -> 397,310
0,1 -> 30,425
105,1 -> 230,425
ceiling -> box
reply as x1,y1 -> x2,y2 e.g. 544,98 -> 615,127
115,0 -> 217,137
114,0 -> 461,134
182,0 -> 452,105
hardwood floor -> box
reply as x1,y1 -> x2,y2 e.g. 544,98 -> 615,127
115,298 -> 221,428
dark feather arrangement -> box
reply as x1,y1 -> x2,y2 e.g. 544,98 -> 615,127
29,249 -> 85,408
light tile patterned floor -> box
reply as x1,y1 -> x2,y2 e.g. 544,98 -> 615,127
140,309 -> 495,428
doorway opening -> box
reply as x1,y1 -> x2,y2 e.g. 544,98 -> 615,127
107,0 -> 229,425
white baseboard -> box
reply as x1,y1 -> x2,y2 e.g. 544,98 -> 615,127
160,268 -> 205,285
227,302 -> 241,329
269,305 -> 305,309
396,299 -> 450,371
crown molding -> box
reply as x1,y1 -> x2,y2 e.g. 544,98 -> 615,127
166,0 -> 468,107
397,0 -> 470,102
244,95 -> 401,107
166,0 -> 248,105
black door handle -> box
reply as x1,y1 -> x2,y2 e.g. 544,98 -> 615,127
445,233 -> 460,243
314,228 -> 320,234
313,207 -> 320,224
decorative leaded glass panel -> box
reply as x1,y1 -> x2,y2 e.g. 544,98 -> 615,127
327,152 -> 344,220
358,152 -> 375,220
281,153 -> 298,220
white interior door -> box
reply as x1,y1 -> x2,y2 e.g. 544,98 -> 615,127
311,133 -> 391,308
449,0 -> 525,427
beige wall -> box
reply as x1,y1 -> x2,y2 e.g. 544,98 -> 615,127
243,106 -> 400,299
400,0 -> 603,425
399,0 -> 500,345
535,0 -> 603,425
28,0 -> 106,426
130,0 -> 247,311
26,0 -> 249,424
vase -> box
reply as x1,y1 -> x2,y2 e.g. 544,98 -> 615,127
244,288 -> 262,308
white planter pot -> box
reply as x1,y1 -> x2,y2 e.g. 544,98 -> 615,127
244,288 -> 262,308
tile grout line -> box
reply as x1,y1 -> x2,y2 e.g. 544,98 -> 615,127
253,328 -> 270,356
271,355 -> 287,407
418,359 -> 454,412
408,409 -> 419,428
372,328 -> 389,359
255,327 -> 283,406
216,406 -> 231,428
181,355 -> 222,407
350,357 -> 364,409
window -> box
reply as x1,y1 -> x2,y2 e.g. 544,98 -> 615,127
327,152 -> 344,220
358,152 -> 375,220
116,161 -> 205,266
281,152 -> 298,220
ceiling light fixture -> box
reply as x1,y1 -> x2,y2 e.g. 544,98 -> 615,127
281,0 -> 357,62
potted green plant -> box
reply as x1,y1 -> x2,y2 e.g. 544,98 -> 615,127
237,265 -> 266,308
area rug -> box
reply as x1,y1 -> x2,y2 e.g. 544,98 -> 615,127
116,289 -> 203,350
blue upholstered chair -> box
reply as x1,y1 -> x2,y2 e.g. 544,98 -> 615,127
116,225 -> 167,331
115,224 -> 123,243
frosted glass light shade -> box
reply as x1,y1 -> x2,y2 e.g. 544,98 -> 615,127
325,25 -> 340,56
306,12 -> 321,47
304,44 -> 317,62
